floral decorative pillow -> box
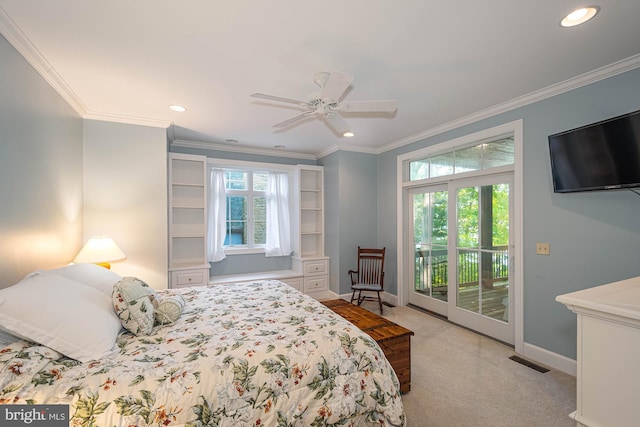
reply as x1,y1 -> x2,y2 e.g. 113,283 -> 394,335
154,294 -> 185,325
112,277 -> 157,335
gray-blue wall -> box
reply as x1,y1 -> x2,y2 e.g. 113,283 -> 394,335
320,150 -> 379,295
320,152 -> 340,292
0,34 -> 83,288
377,67 -> 640,359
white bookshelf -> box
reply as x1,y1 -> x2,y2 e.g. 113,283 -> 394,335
168,153 -> 210,287
293,165 -> 330,298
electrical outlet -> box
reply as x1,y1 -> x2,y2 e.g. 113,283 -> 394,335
536,243 -> 550,255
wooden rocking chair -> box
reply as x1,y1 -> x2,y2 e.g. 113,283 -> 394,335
349,246 -> 386,314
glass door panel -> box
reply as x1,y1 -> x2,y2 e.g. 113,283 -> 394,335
406,175 -> 513,344
450,176 -> 512,344
454,183 -> 509,321
408,186 -> 448,315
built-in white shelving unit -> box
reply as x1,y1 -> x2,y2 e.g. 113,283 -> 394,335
292,165 -> 330,299
168,153 -> 210,288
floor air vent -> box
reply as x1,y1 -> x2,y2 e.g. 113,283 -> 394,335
509,355 -> 549,373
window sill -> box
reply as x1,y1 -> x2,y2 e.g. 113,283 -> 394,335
224,248 -> 266,256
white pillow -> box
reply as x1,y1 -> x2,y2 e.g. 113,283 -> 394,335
45,263 -> 122,297
0,273 -> 122,362
112,277 -> 157,336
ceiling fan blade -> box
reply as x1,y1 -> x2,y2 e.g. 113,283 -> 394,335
338,100 -> 398,113
325,112 -> 351,134
251,93 -> 310,107
321,71 -> 354,103
273,111 -> 315,128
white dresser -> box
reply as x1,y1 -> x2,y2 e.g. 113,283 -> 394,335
556,276 -> 640,427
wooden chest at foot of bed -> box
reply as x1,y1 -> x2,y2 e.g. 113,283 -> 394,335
321,299 -> 414,393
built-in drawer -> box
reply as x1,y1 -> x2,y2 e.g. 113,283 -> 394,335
280,277 -> 303,290
303,275 -> 328,293
303,260 -> 328,275
171,269 -> 208,288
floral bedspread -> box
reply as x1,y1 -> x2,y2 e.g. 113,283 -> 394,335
0,280 -> 405,426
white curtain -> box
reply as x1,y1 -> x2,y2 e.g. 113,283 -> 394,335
265,172 -> 292,257
207,168 -> 227,262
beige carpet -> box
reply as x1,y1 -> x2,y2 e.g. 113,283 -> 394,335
357,301 -> 576,427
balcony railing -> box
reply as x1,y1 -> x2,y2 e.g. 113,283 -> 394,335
415,246 -> 509,291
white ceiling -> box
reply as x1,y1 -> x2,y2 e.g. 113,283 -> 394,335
1,1 -> 640,157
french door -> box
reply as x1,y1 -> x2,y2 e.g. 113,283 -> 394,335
408,173 -> 514,344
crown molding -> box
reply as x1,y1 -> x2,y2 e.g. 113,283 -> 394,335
1,7 -> 171,130
84,111 -> 171,128
380,53 -> 640,154
317,145 -> 339,158
0,5 -> 88,116
317,143 -> 380,158
172,139 -> 318,161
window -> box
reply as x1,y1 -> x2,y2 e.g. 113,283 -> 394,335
224,170 -> 268,248
409,136 -> 514,181
207,160 -> 294,259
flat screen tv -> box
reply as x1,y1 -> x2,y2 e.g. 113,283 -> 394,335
548,109 -> 640,193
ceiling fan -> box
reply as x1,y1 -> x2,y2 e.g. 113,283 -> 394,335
250,71 -> 397,136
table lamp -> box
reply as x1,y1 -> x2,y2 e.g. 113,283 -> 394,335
73,236 -> 126,269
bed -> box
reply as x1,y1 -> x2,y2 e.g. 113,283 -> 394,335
0,264 -> 406,426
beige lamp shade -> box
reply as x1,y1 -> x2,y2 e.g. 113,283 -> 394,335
74,236 -> 126,269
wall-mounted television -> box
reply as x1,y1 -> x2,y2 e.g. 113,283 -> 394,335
548,109 -> 640,193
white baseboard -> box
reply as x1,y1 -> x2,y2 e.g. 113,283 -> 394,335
522,342 -> 576,376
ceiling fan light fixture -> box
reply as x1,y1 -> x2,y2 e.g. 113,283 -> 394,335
251,71 -> 397,136
561,6 -> 599,27
169,104 -> 187,112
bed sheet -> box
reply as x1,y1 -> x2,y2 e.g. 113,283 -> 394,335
0,280 -> 405,426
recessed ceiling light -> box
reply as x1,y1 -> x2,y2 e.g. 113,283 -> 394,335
225,139 -> 239,144
169,104 -> 187,112
561,6 -> 599,27
274,145 -> 286,150
343,131 -> 355,137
